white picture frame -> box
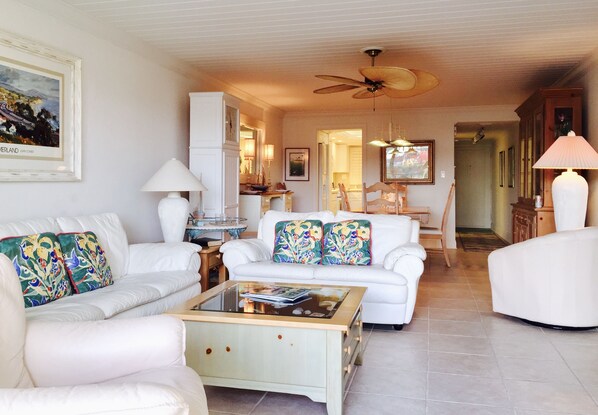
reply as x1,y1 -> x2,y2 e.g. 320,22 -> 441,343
0,30 -> 81,181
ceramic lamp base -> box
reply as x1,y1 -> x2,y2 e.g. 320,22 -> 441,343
158,192 -> 189,242
552,170 -> 588,231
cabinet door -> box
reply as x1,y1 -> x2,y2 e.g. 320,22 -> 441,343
223,148 -> 239,217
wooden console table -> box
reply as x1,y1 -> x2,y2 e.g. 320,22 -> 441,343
197,246 -> 227,292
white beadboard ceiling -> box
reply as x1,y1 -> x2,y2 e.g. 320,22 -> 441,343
59,0 -> 598,113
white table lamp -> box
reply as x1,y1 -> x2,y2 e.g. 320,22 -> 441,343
141,158 -> 207,242
533,131 -> 598,231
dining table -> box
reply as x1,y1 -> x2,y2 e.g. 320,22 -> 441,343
398,206 -> 431,224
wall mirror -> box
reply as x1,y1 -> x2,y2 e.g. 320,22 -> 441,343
239,123 -> 263,183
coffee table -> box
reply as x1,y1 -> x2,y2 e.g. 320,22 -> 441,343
168,280 -> 365,415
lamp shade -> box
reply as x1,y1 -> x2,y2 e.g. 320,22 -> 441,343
141,158 -> 207,192
533,131 -> 598,170
264,144 -> 274,161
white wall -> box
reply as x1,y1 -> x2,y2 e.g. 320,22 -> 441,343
1,0 -> 283,242
283,105 -> 519,248
491,124 -> 519,242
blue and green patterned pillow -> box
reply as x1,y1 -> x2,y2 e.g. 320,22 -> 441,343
273,220 -> 323,264
57,231 -> 113,294
322,220 -> 372,265
0,232 -> 72,308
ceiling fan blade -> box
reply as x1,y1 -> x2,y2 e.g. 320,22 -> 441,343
381,70 -> 439,98
359,66 -> 417,91
352,88 -> 384,99
313,84 -> 360,94
316,75 -> 367,87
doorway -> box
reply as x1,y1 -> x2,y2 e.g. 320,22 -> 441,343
317,129 -> 362,213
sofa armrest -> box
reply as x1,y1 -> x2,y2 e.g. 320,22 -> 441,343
25,315 -> 186,387
220,239 -> 271,278
383,242 -> 427,272
0,383 -> 189,415
128,242 -> 201,274
382,243 -> 426,324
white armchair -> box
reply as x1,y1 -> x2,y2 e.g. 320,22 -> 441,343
0,253 -> 209,415
488,227 -> 598,328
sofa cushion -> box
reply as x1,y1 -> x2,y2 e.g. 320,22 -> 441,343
0,217 -> 61,240
334,211 -> 413,264
0,233 -> 72,308
234,261 -> 318,280
57,213 -> 129,280
273,220 -> 323,264
259,210 -> 335,253
322,220 -> 372,265
314,263 -> 408,286
58,232 -> 114,294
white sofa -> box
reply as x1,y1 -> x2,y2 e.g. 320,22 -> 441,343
0,253 -> 208,415
0,212 -> 202,322
488,227 -> 598,328
220,210 -> 426,328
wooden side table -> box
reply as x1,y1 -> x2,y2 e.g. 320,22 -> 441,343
198,245 -> 227,292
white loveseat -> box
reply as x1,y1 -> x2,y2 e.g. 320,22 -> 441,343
488,226 -> 598,328
220,210 -> 426,328
0,212 -> 201,322
0,253 -> 208,415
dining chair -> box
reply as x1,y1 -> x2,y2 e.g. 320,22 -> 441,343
362,182 -> 399,214
338,183 -> 351,211
390,183 -> 408,210
419,182 -> 455,267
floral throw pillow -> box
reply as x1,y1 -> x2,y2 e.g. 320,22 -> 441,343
57,231 -> 113,294
0,232 -> 72,308
322,220 -> 372,265
273,220 -> 323,264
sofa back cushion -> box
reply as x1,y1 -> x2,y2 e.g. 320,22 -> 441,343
273,220 -> 323,264
57,232 -> 114,294
0,233 -> 72,307
322,220 -> 372,265
57,213 -> 129,280
334,211 -> 414,264
0,217 -> 61,240
259,210 -> 335,254
0,253 -> 33,388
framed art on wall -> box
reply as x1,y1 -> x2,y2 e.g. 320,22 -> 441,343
381,140 -> 434,184
507,146 -> 515,188
0,30 -> 81,181
499,150 -> 505,187
285,148 -> 309,181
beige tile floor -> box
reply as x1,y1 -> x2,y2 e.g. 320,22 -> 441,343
206,249 -> 598,415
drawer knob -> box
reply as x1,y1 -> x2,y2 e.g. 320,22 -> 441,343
343,346 -> 351,355
344,365 -> 352,374
206,348 -> 212,355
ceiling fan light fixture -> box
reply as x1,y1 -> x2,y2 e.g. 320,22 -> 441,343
313,46 -> 438,100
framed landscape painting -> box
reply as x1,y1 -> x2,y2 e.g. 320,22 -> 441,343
0,30 -> 81,181
285,148 -> 309,181
381,140 -> 434,184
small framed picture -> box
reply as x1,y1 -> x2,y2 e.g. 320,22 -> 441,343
499,150 -> 505,187
285,148 -> 309,181
507,146 -> 515,188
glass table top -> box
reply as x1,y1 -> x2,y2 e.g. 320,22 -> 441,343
191,282 -> 350,319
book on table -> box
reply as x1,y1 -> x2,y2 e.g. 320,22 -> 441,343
240,285 -> 311,303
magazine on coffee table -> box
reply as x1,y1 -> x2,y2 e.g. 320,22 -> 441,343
240,285 -> 311,303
